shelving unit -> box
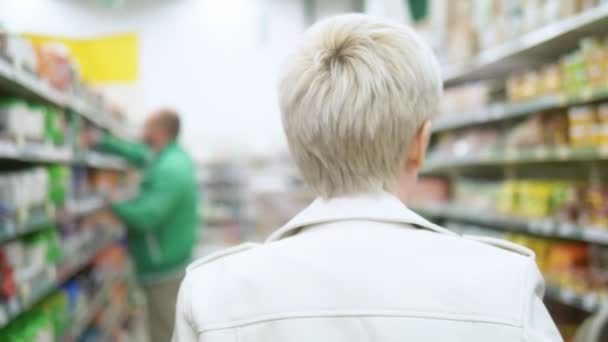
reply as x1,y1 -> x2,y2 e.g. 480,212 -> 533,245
424,146 -> 608,173
422,3 -> 608,332
433,87 -> 608,133
0,207 -> 54,244
0,58 -> 128,140
416,205 -> 608,245
443,3 -> 608,86
0,232 -> 122,328
61,264 -> 133,342
545,284 -> 604,313
0,33 -> 139,341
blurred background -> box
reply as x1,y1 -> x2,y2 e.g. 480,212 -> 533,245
1,0 -> 608,341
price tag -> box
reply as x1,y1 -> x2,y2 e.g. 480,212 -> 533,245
556,146 -> 570,160
529,220 -> 543,233
559,223 -> 576,237
541,220 -> 554,234
580,88 -> 593,101
0,141 -> 17,157
7,297 -> 20,316
535,147 -> 548,159
560,289 -> 576,304
0,59 -> 13,78
582,294 -> 598,311
505,148 -> 518,161
4,220 -> 16,237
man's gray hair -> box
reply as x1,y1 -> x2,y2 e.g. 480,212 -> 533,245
278,14 -> 442,198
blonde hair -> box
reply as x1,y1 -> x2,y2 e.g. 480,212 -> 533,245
278,14 -> 442,198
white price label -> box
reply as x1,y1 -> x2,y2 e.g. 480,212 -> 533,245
529,221 -> 543,233
541,220 -> 554,233
582,294 -> 598,311
0,60 -> 13,79
556,146 -> 570,159
505,148 -> 518,160
535,147 -> 548,159
559,223 -> 576,237
7,297 -> 20,316
580,88 -> 593,101
4,220 -> 16,236
560,289 -> 577,303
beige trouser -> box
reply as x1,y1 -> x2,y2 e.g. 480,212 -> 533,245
143,276 -> 183,342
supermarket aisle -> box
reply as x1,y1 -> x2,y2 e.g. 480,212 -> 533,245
2,0 -> 608,341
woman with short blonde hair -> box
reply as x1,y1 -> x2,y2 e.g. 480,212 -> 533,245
279,14 -> 441,198
173,14 -> 561,342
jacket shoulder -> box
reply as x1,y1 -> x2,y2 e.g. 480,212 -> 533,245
186,242 -> 260,273
462,234 -> 535,259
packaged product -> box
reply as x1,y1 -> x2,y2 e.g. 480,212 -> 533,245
561,51 -> 587,95
47,165 -> 69,205
504,114 -> 545,148
556,185 -> 585,224
44,107 -> 65,146
544,112 -> 570,146
539,64 -> 562,95
35,42 -> 75,91
581,37 -> 608,87
580,184 -> 608,228
597,104 -> 608,147
546,243 -> 588,288
567,106 -> 596,147
520,70 -> 541,100
589,245 -> 608,289
4,35 -> 37,72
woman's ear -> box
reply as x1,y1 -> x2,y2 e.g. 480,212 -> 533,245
406,120 -> 432,170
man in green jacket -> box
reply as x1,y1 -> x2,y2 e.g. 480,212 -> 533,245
87,109 -> 198,342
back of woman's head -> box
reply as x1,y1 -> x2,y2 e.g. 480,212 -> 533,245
278,14 -> 442,198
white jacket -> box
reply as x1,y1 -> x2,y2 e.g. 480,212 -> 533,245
173,193 -> 562,341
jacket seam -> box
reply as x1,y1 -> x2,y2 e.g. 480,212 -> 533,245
521,258 -> 533,341
197,310 -> 522,333
186,275 -> 196,335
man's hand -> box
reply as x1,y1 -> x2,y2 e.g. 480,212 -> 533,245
81,128 -> 102,149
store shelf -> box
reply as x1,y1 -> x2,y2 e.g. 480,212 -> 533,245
0,141 -> 128,170
62,266 -> 130,342
443,4 -> 608,86
545,284 -> 603,312
65,194 -> 106,218
0,58 -> 128,139
0,233 -> 121,328
416,205 -> 608,245
423,146 -> 608,173
74,150 -> 129,170
434,87 -> 608,133
0,206 -> 54,244
0,59 -> 66,106
0,141 -> 73,163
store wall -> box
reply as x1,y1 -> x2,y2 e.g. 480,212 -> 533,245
0,0 -> 402,161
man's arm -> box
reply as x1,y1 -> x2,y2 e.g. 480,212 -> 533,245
112,160 -> 184,232
96,133 -> 151,168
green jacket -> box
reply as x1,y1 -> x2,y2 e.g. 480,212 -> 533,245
99,135 -> 199,283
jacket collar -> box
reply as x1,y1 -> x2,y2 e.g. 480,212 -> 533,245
266,192 -> 456,243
